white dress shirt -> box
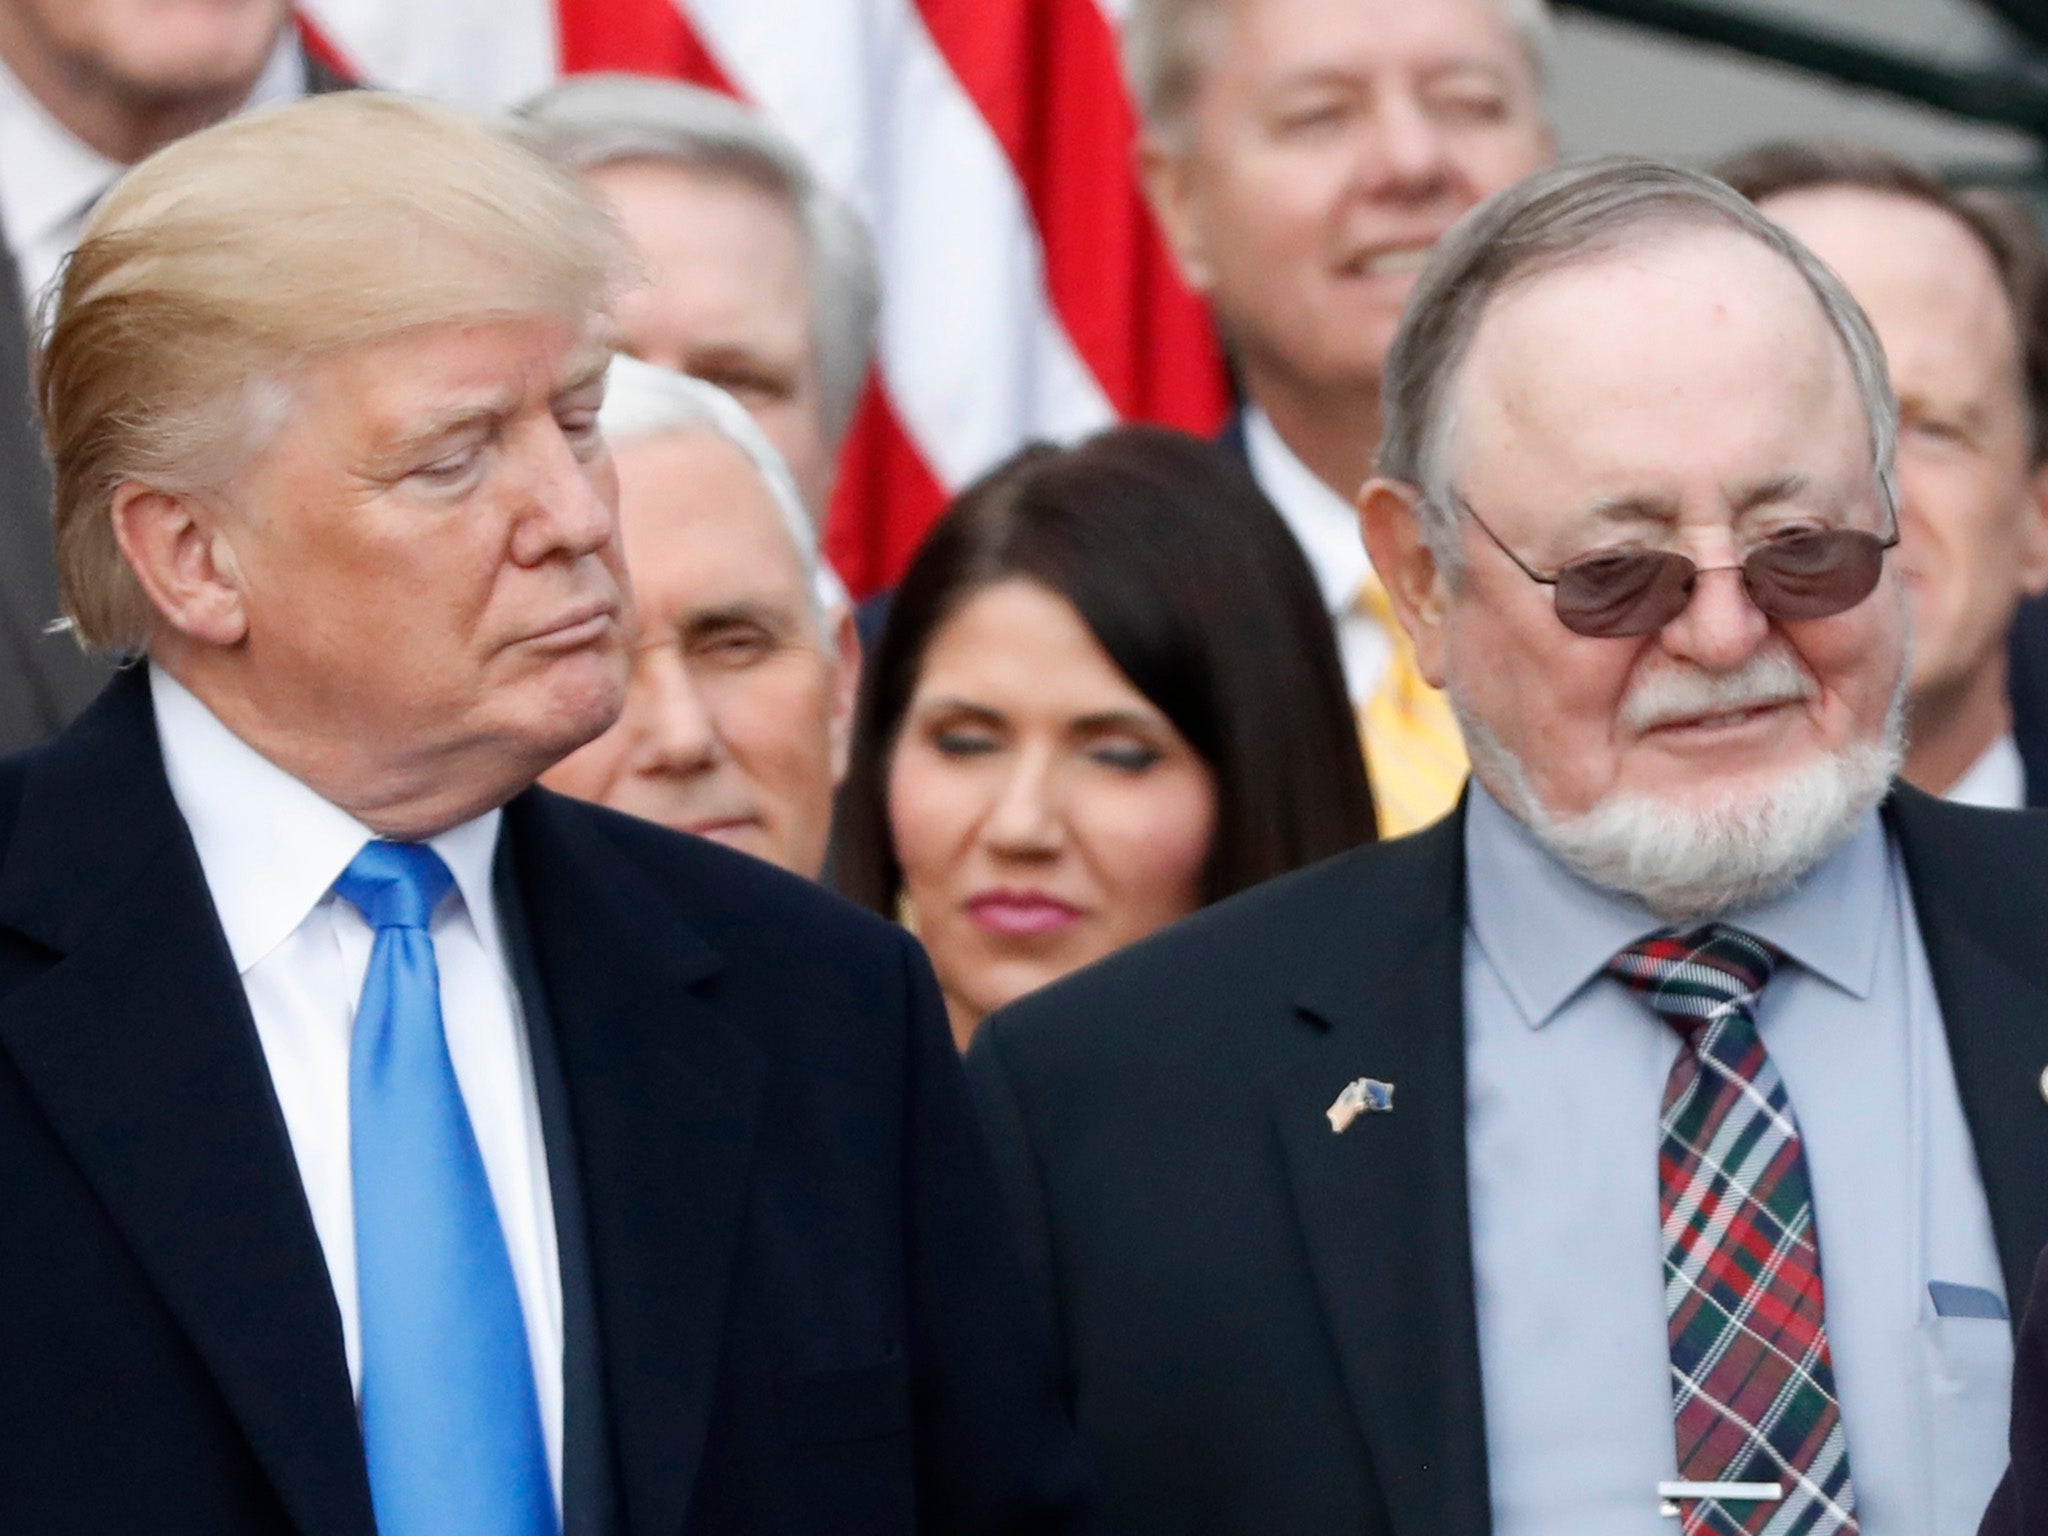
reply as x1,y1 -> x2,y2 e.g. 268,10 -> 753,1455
1240,404 -> 1390,705
0,33 -> 305,322
1946,731 -> 2027,811
150,665 -> 565,1511
1463,782 -> 2010,1536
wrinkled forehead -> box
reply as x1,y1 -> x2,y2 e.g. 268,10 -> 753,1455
613,428 -> 814,596
1446,229 -> 1875,520
1203,0 -> 1537,88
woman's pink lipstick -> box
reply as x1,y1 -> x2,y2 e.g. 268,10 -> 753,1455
965,890 -> 1084,938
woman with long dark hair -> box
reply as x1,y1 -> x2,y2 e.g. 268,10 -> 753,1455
835,425 -> 1375,1046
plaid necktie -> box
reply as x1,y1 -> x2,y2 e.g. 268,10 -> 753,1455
1607,926 -> 1857,1535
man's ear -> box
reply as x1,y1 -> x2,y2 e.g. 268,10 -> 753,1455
2018,460 -> 2048,599
826,605 -> 861,786
1137,132 -> 1213,293
1359,478 -> 1453,688
108,481 -> 250,647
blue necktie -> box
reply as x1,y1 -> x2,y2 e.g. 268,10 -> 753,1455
336,841 -> 557,1536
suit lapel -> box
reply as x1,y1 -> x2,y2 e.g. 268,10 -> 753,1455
508,791 -> 765,1536
0,672 -> 370,1536
1270,814 -> 1491,1536
1889,789 -> 2048,1308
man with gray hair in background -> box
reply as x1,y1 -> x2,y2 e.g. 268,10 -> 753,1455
1122,0 -> 1555,834
521,73 -> 879,538
967,157 -> 2048,1536
542,357 -> 858,880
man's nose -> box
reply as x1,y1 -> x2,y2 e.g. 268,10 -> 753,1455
511,427 -> 616,566
1658,561 -> 1773,671
632,652 -> 722,774
1358,90 -> 1455,197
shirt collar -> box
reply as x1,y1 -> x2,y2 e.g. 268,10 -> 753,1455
150,664 -> 506,975
1946,731 -> 2026,811
0,30 -> 304,295
0,52 -> 123,262
1241,404 -> 1373,615
1464,777 -> 1886,1030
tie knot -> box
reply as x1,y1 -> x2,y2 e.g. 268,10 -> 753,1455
1606,924 -> 1779,1041
334,841 -> 453,931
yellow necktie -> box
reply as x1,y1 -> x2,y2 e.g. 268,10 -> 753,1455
1354,575 -> 1468,837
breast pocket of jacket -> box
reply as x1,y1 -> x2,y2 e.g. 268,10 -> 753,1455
1921,1310 -> 2014,1534
777,1358 -> 911,1446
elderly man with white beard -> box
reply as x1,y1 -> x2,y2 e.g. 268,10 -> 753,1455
963,156 -> 2048,1536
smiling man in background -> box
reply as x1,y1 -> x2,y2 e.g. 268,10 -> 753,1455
1122,0 -> 1555,832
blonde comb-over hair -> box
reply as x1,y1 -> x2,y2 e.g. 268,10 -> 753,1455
38,91 -> 632,654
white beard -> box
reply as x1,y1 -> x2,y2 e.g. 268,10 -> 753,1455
1455,648 -> 1906,922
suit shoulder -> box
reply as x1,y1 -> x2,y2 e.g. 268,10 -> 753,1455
979,825 -> 1457,1070
524,789 -> 913,963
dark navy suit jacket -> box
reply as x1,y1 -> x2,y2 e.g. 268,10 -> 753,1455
2003,597 -> 2048,807
973,788 -> 2048,1536
0,669 -> 1094,1535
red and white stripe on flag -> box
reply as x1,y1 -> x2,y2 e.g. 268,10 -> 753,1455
296,0 -> 1230,597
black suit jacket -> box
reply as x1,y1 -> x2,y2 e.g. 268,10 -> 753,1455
0,670 -> 1094,1535
1984,1249 -> 2048,1535
2006,597 -> 2048,807
968,787 -> 2048,1536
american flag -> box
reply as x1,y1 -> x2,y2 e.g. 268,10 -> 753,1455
297,0 -> 1232,597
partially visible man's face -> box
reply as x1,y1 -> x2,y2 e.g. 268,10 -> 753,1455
219,313 -> 630,811
1147,0 -> 1553,400
1425,229 -> 1906,837
541,430 -> 855,877
1761,187 -> 2048,719
7,0 -> 288,101
588,159 -> 835,518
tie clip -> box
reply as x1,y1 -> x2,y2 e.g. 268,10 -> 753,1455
1657,1481 -> 1782,1516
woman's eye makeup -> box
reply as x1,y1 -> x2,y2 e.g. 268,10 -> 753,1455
1085,738 -> 1164,773
930,725 -> 1002,757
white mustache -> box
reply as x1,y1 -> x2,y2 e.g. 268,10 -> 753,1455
1621,648 -> 1816,733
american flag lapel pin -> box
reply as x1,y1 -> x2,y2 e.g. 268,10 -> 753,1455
1326,1077 -> 1395,1133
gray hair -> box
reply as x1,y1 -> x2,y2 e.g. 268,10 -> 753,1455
1122,0 -> 1555,149
522,74 -> 880,451
599,354 -> 832,623
1377,155 -> 1900,571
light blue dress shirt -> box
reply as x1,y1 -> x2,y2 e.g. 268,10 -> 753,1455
1463,783 -> 2011,1536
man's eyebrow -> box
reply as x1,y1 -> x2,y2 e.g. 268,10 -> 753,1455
559,339 -> 613,388
1728,473 -> 1808,513
681,600 -> 799,636
381,391 -> 518,458
1575,492 -> 1681,528
687,340 -> 801,378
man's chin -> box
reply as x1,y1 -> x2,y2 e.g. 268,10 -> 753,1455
522,679 -> 627,776
1547,747 -> 1897,919
1464,714 -> 1901,919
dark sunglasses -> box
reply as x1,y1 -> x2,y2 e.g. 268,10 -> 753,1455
1452,488 -> 1900,639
